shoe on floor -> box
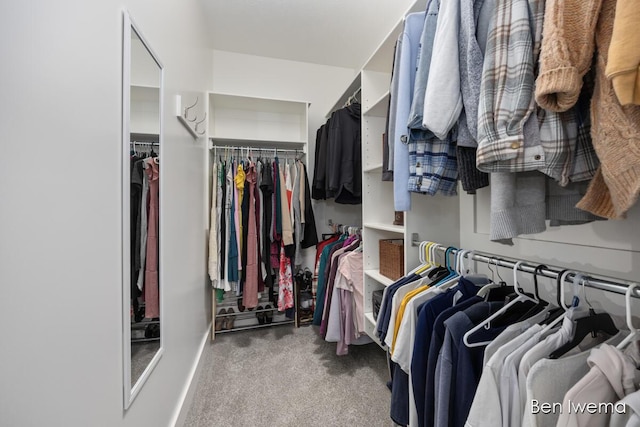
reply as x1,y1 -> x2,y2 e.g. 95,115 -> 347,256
225,308 -> 236,330
215,308 -> 227,331
264,305 -> 273,324
256,306 -> 265,325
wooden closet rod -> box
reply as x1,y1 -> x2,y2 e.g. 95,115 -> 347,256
413,242 -> 639,298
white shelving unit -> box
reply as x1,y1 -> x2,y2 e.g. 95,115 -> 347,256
326,0 -> 460,349
208,92 -> 309,148
206,92 -> 310,340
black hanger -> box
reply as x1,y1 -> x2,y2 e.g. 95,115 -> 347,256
548,275 -> 618,359
514,265 -> 550,322
549,309 -> 618,359
539,268 -> 570,326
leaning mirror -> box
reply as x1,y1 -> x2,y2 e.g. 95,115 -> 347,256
122,11 -> 163,409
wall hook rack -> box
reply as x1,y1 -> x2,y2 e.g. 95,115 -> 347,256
175,94 -> 201,139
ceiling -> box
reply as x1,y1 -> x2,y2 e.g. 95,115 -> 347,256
200,0 -> 415,69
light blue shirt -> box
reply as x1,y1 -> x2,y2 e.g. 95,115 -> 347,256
393,11 -> 425,211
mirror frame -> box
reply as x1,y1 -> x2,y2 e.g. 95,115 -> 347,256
122,10 -> 165,410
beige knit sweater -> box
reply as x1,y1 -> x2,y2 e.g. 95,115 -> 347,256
606,0 -> 640,106
535,0 -> 640,219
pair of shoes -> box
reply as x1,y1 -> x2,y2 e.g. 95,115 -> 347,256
144,323 -> 160,338
256,306 -> 265,325
224,308 -> 236,330
264,305 -> 273,324
215,308 -> 226,331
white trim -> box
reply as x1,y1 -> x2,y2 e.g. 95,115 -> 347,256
171,327 -> 212,427
122,9 -> 165,410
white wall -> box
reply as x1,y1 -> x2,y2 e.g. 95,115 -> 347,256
0,1 -> 211,426
455,188 -> 640,328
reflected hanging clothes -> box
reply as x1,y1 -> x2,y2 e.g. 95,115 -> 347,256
278,243 -> 294,311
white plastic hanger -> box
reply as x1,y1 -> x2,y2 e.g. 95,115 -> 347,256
456,249 -> 467,275
476,256 -> 504,298
513,260 -> 538,303
464,260 -> 538,348
410,241 -> 428,276
617,283 -> 639,350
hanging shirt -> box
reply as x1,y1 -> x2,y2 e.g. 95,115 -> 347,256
227,164 -> 239,285
434,301 -> 505,427
312,236 -> 345,326
234,163 -> 245,267
208,162 -> 219,283
482,310 -> 549,366
465,324 -> 543,427
336,251 -> 364,334
219,161 -> 228,286
243,163 -> 259,309
136,164 -> 149,291
392,12 -> 425,211
278,159 -> 294,246
277,243 -> 294,311
556,344 -> 640,427
143,158 -> 160,319
390,283 -> 431,353
410,277 -> 481,427
520,332 -> 623,427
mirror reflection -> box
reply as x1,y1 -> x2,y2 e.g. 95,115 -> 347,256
124,14 -> 163,404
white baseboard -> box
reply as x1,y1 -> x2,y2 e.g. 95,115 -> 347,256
170,324 -> 211,427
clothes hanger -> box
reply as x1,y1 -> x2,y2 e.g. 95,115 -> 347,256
463,260 -> 539,348
512,263 -> 552,322
491,260 -> 542,325
456,249 -> 468,275
477,257 -> 513,299
539,269 -> 575,333
617,283 -> 639,350
413,242 -> 435,275
431,247 -> 461,289
549,274 -> 619,359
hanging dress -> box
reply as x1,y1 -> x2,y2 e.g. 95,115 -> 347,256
144,157 -> 160,319
243,162 -> 259,309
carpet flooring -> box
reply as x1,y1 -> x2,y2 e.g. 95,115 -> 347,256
184,325 -> 393,427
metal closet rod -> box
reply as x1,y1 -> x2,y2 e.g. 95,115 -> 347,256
210,145 -> 304,155
130,141 -> 159,146
419,243 -> 639,298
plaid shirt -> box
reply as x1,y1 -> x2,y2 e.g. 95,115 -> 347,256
476,0 -> 579,183
408,130 -> 458,196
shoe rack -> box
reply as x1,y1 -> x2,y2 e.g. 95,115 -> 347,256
213,294 -> 295,336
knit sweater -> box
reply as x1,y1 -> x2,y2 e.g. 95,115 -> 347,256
606,0 -> 640,106
535,0 -> 640,219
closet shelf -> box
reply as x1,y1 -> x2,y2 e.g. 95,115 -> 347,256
363,91 -> 390,117
363,163 -> 383,173
364,269 -> 395,287
363,222 -> 405,234
216,320 -> 295,334
364,312 -> 377,328
364,312 -> 384,348
209,136 -> 306,149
